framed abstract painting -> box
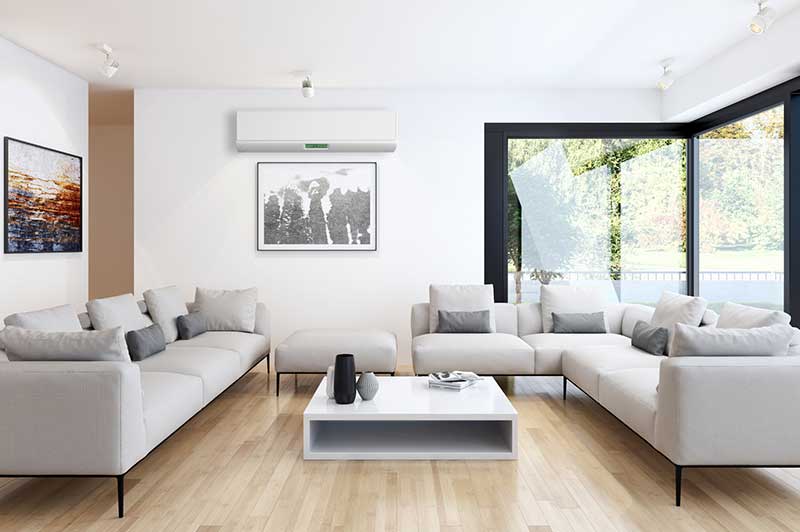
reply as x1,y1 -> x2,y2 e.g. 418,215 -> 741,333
257,162 -> 377,251
4,137 -> 83,253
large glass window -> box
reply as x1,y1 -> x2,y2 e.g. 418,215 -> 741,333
698,106 -> 784,311
507,138 -> 687,304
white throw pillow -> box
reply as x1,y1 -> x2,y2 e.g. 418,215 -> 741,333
650,291 -> 708,354
429,285 -> 495,334
194,287 -> 258,333
540,285 -> 611,333
143,286 -> 188,343
716,302 -> 790,329
0,326 -> 130,362
4,304 -> 82,331
86,293 -> 150,333
670,322 -> 794,357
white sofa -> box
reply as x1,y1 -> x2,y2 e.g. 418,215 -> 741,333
411,301 -> 800,505
0,300 -> 271,517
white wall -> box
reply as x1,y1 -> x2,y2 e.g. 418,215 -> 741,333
134,88 -> 659,363
0,37 -> 88,317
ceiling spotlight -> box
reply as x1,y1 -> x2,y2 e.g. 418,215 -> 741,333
302,75 -> 314,98
749,0 -> 776,34
656,59 -> 675,91
97,43 -> 119,78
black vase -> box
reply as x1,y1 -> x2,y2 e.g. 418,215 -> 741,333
334,354 -> 356,404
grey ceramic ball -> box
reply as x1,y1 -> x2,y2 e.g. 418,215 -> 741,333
356,372 -> 379,401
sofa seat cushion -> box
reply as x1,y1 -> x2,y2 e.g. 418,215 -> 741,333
172,332 -> 268,372
563,346 -> 662,400
136,345 -> 241,404
140,371 -> 203,451
521,333 -> 631,375
598,368 -> 659,445
411,333 -> 533,375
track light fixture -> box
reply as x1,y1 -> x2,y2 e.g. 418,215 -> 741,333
656,59 -> 675,91
97,43 -> 119,78
749,0 -> 776,34
302,75 -> 315,98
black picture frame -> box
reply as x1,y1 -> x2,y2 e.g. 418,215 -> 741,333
4,136 -> 83,254
255,161 -> 378,251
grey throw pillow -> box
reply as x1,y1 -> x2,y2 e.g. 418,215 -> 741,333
125,324 -> 166,361
176,312 -> 208,340
0,326 -> 130,362
551,312 -> 607,334
194,287 -> 257,332
436,310 -> 492,333
631,320 -> 669,356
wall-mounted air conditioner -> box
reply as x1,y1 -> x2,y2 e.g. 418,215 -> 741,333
235,109 -> 397,152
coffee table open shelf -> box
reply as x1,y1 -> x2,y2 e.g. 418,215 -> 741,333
303,376 -> 517,460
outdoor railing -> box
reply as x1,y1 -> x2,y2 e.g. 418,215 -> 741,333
515,270 -> 783,282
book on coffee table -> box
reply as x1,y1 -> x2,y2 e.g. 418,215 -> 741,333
428,371 -> 480,390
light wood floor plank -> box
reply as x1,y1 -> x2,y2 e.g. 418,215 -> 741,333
3,367 -> 800,532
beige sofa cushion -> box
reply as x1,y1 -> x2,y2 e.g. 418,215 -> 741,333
172,331 -> 268,372
717,302 -> 790,329
429,285 -> 496,334
136,345 -> 241,404
275,329 -> 397,373
521,333 -> 631,375
598,368 -> 659,444
540,285 -> 612,333
412,333 -> 533,375
562,346 -> 662,399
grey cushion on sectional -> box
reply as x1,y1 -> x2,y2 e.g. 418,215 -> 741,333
0,325 -> 130,362
631,320 -> 669,356
552,312 -> 607,334
126,324 -> 167,361
86,293 -> 150,333
670,322 -> 794,357
143,286 -> 188,343
194,287 -> 257,333
4,304 -> 82,331
177,312 -> 208,340
436,310 -> 492,333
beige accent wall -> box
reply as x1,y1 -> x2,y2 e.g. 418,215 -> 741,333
89,90 -> 133,299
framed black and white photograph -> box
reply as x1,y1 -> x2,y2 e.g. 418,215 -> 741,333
257,162 -> 377,251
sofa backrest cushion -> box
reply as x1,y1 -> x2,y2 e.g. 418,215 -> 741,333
1,326 -> 131,362
670,322 -> 794,357
621,304 -> 656,337
717,301 -> 790,329
429,285 -> 496,334
540,285 -> 616,333
518,301 -> 626,336
411,303 -> 516,336
194,287 -> 258,333
86,294 -> 152,333
4,304 -> 82,332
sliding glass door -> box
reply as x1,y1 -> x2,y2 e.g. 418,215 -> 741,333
507,138 -> 686,305
698,106 -> 784,311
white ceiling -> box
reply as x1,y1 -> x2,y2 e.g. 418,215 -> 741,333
1,0 -> 799,91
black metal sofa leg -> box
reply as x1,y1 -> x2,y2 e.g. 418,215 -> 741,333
563,376 -> 567,400
675,465 -> 682,506
276,373 -> 280,396
117,474 -> 124,518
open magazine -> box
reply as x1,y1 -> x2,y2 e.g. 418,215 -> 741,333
428,371 -> 481,390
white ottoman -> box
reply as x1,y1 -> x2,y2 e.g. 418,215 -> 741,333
274,329 -> 397,395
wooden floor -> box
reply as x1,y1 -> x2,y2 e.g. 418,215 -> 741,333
2,364 -> 800,532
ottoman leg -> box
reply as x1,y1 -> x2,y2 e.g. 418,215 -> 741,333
276,373 -> 280,396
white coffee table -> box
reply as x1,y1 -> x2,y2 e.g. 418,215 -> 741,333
303,376 -> 517,460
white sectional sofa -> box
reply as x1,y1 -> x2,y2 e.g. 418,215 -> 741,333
412,300 -> 800,505
0,300 -> 271,517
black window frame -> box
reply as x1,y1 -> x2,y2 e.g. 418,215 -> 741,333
485,75 -> 800,321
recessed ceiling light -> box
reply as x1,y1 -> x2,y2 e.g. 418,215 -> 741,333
657,59 -> 675,91
96,43 -> 119,78
749,0 -> 776,34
